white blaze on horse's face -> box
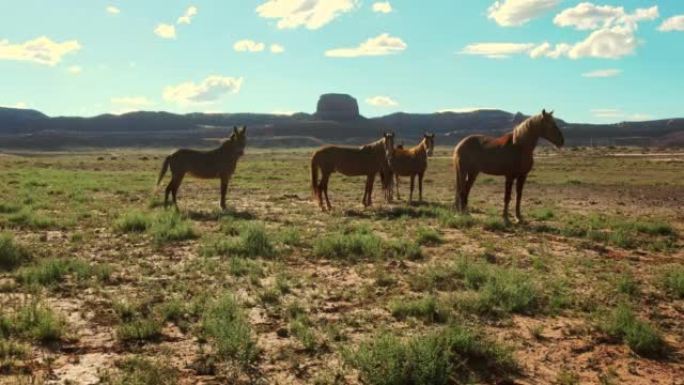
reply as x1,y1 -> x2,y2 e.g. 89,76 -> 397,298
424,134 -> 435,157
383,133 -> 395,160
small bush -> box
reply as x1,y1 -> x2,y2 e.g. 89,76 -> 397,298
201,294 -> 259,366
102,356 -> 178,385
203,223 -> 276,258
0,233 -> 32,271
415,227 -> 443,246
149,211 -> 196,245
9,302 -> 66,343
0,340 -> 30,361
16,258 -> 108,287
599,303 -> 666,357
483,217 -> 509,232
290,315 -> 317,352
115,211 -> 152,233
7,208 -> 56,229
313,229 -> 422,261
661,265 -> 684,299
0,202 -> 20,214
389,296 -> 449,323
117,318 -> 163,342
615,273 -> 640,296
438,212 -> 476,229
347,324 -> 516,385
227,256 -> 263,278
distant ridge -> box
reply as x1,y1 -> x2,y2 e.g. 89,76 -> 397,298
1,95 -> 683,149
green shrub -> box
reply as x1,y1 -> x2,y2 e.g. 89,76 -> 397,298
102,356 -> 178,385
661,265 -> 684,299
0,202 -> 20,214
438,212 -> 476,229
599,303 -> 666,357
149,211 -> 196,245
389,296 -> 449,323
0,233 -> 31,271
415,227 -> 443,246
9,302 -> 66,343
117,318 -> 163,342
347,324 -> 516,385
115,210 -> 152,233
313,229 -> 422,261
290,315 -> 317,352
202,223 -> 275,258
201,294 -> 259,366
16,258 -> 108,286
7,208 -> 56,229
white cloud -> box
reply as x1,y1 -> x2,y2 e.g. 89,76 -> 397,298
488,0 -> 561,27
234,39 -> 265,53
106,6 -> 120,15
469,5 -> 659,60
659,15 -> 684,32
154,23 -> 176,39
325,33 -> 406,57
372,2 -> 392,14
366,96 -> 398,107
0,36 -> 81,66
582,68 -> 621,78
163,75 -> 243,105
256,0 -> 358,30
554,3 -> 658,30
438,107 -> 498,113
67,65 -> 82,75
177,6 -> 198,24
270,44 -> 285,54
460,42 -> 535,59
111,96 -> 154,107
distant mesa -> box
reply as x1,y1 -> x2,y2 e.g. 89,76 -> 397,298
315,93 -> 361,121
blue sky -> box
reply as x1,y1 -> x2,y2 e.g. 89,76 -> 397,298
1,0 -> 683,123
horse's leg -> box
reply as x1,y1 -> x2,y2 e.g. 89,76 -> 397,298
171,173 -> 184,209
416,173 -> 423,203
464,171 -> 478,210
395,175 -> 401,201
321,172 -> 332,211
362,175 -> 372,207
220,174 -> 229,210
515,174 -> 528,223
503,175 -> 513,223
455,165 -> 467,212
165,180 -> 173,207
368,173 -> 376,206
409,175 -> 415,204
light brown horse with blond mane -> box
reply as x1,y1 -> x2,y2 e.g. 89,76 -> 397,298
311,133 -> 395,211
157,126 -> 247,210
453,110 -> 564,222
391,133 -> 435,203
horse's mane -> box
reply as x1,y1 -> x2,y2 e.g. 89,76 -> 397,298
360,138 -> 386,151
512,114 -> 543,144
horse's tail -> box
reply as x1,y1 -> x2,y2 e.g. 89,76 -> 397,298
310,157 -> 319,201
157,156 -> 171,185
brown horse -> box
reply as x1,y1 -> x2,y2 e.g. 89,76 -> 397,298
311,133 -> 395,211
453,110 -> 564,222
391,133 -> 435,203
157,126 -> 247,210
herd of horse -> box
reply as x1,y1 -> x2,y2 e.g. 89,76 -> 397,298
157,110 -> 565,222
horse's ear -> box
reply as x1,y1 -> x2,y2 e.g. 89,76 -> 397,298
549,110 -> 554,116
542,109 -> 547,116
240,126 -> 247,134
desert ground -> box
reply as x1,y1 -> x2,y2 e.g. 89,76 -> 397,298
0,146 -> 682,385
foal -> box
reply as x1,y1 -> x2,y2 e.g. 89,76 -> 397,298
391,133 -> 435,203
453,110 -> 564,222
311,133 -> 395,211
157,126 -> 247,210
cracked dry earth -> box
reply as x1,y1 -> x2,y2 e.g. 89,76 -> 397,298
0,147 -> 683,385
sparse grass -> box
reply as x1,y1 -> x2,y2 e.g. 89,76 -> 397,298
415,227 -> 443,246
0,339 -> 30,361
201,294 -> 259,366
482,217 -> 509,232
615,273 -> 640,297
346,323 -> 516,385
117,318 -> 163,342
1,301 -> 66,343
149,211 -> 196,245
289,314 -> 318,352
660,265 -> 684,299
313,229 -> 422,261
101,356 -> 178,385
598,303 -> 666,357
438,211 -> 477,229
202,223 -> 276,258
115,210 -> 152,233
7,208 -> 57,229
389,296 -> 449,323
0,233 -> 32,271
0,202 -> 20,214
16,258 -> 111,287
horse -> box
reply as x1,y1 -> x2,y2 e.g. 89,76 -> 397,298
390,133 -> 435,203
157,126 -> 247,210
310,133 -> 395,211
452,110 -> 564,222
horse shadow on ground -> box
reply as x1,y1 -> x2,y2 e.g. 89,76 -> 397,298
186,208 -> 255,222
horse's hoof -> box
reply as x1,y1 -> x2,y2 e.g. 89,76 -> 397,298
515,217 -> 526,224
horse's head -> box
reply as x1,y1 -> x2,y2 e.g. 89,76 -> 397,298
423,133 -> 435,156
225,126 -> 247,155
540,110 -> 564,148
382,132 -> 395,160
